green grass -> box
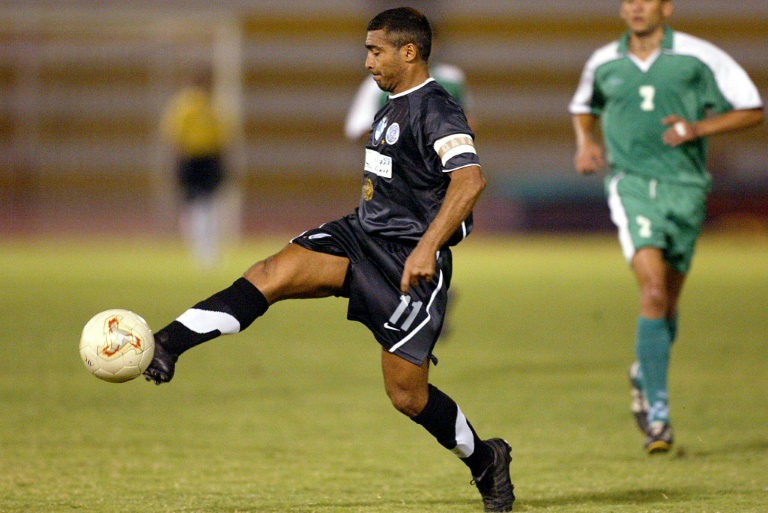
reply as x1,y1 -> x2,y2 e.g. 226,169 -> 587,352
1,233 -> 766,512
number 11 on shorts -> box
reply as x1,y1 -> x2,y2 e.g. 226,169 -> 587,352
385,295 -> 423,332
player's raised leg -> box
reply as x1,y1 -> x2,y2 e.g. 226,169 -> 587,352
144,244 -> 349,384
381,350 -> 515,511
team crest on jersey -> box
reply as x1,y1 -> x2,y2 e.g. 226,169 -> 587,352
363,178 -> 374,201
373,116 -> 388,144
385,123 -> 400,145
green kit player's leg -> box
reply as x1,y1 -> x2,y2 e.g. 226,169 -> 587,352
636,317 -> 671,422
667,314 -> 678,344
634,312 -> 678,387
636,317 -> 674,453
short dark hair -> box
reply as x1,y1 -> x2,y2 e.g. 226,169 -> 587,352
367,7 -> 432,62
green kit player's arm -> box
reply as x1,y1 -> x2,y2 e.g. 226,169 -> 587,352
661,108 -> 765,147
572,113 -> 606,175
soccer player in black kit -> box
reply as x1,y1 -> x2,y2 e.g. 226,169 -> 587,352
144,7 -> 514,512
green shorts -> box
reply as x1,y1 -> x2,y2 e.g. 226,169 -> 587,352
605,172 -> 707,274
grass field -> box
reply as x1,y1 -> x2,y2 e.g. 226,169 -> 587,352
1,233 -> 766,512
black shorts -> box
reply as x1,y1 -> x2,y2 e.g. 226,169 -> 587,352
291,212 -> 452,366
178,155 -> 224,201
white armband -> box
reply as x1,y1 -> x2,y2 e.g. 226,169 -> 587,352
433,134 -> 476,166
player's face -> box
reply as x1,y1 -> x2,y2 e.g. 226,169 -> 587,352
365,29 -> 406,93
620,0 -> 672,37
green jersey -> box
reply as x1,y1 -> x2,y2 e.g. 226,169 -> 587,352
570,26 -> 762,188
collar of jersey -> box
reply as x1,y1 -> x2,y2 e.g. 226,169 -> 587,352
388,78 -> 436,100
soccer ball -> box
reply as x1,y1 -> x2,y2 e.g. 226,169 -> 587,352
79,309 -> 155,383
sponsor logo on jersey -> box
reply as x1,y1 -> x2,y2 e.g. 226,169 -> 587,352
605,75 -> 624,90
364,149 -> 392,178
373,116 -> 388,144
385,122 -> 400,145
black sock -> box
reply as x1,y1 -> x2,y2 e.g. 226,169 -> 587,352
157,277 -> 269,355
412,384 -> 493,476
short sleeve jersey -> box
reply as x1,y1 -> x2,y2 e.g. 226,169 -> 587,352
570,27 -> 762,188
358,78 -> 479,245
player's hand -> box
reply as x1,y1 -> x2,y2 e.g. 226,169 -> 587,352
400,245 -> 436,294
574,141 -> 605,175
662,115 -> 697,147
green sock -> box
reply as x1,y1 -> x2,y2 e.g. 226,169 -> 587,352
667,314 -> 678,344
636,317 -> 671,424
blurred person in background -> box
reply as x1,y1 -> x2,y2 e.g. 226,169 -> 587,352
570,0 -> 763,454
161,67 -> 231,269
145,8 -> 514,511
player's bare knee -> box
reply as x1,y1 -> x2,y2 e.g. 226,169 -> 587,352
243,259 -> 268,286
388,393 -> 421,417
242,258 -> 283,303
640,282 -> 669,314
386,387 -> 427,418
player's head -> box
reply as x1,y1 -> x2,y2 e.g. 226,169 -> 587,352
367,7 -> 432,62
365,7 -> 432,93
620,0 -> 673,36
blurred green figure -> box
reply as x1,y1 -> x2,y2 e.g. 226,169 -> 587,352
570,0 -> 763,454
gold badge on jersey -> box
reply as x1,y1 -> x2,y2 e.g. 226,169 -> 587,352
363,178 -> 374,201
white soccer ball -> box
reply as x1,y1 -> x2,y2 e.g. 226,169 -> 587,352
79,309 -> 155,383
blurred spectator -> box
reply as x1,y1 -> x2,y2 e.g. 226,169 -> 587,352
160,67 -> 231,268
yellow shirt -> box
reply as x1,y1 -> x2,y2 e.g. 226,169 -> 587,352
161,86 -> 228,157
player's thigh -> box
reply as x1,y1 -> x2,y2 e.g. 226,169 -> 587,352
607,173 -> 666,262
243,243 -> 349,302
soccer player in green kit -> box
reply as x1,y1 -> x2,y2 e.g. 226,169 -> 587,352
570,0 -> 764,454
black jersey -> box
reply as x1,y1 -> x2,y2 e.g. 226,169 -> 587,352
357,79 -> 479,246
